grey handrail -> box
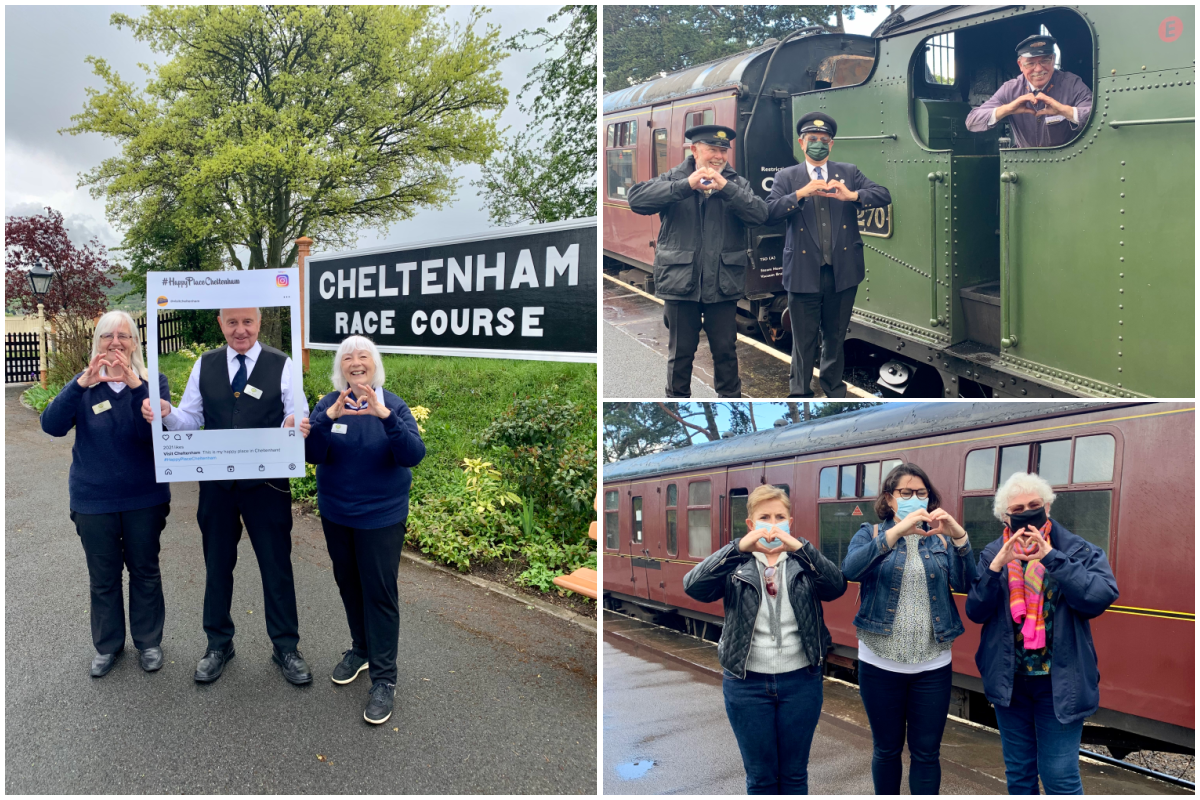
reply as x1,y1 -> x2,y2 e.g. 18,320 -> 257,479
1000,171 -> 1018,348
1108,117 -> 1194,129
835,134 -> 899,140
927,172 -> 945,327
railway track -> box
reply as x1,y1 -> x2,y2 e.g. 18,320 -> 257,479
605,605 -> 1195,790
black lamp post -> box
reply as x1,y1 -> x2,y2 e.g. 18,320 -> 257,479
27,260 -> 53,388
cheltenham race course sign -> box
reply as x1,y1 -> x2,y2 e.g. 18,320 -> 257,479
305,219 -> 596,362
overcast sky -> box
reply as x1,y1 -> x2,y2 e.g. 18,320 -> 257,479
4,4 -> 572,260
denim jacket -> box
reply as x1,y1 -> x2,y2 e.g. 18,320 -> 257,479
841,518 -> 977,644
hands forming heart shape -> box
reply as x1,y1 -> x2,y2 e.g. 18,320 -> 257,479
325,384 -> 391,421
78,350 -> 141,389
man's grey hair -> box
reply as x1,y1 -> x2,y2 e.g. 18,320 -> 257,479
331,335 -> 385,391
91,310 -> 149,381
993,472 -> 1057,521
218,308 -> 261,319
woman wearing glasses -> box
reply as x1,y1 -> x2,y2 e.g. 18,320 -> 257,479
304,334 -> 425,725
40,310 -> 171,677
683,484 -> 846,794
966,472 -> 1117,794
841,463 -> 975,795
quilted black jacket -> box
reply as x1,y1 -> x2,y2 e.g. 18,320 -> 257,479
683,540 -> 847,679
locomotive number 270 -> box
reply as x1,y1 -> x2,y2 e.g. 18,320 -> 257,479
857,204 -> 893,239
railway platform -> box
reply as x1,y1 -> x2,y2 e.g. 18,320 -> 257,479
603,611 -> 1189,795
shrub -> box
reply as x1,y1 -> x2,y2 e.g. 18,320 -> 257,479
25,383 -> 63,413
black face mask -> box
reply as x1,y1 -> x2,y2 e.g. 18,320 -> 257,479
1008,506 -> 1047,532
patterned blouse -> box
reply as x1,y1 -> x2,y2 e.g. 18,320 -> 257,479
1013,579 -> 1059,675
857,533 -> 952,664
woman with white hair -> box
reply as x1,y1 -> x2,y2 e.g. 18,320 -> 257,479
966,471 -> 1118,794
40,310 -> 172,677
304,334 -> 425,725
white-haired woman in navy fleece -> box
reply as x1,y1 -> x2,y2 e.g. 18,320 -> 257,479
304,334 -> 425,725
41,310 -> 171,678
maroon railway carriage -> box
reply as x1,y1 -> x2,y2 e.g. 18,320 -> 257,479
602,402 -> 1195,753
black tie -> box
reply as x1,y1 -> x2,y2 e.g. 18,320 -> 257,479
231,354 -> 247,394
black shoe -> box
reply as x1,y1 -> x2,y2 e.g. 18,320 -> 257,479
331,649 -> 369,685
364,681 -> 395,724
138,646 -> 164,672
194,645 -> 235,683
90,648 -> 122,678
272,648 -> 313,685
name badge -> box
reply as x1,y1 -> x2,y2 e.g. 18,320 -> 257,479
1043,114 -> 1065,124
332,423 -> 348,435
91,400 -> 112,415
244,385 -> 263,399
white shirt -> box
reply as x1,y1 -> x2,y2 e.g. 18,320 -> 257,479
988,74 -> 1079,127
163,341 -> 307,430
806,160 -> 832,183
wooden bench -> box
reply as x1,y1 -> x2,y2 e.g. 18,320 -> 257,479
552,515 -> 599,599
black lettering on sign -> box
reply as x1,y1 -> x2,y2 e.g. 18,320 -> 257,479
857,204 -> 893,239
305,219 -> 597,362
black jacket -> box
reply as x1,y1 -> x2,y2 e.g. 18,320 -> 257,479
627,156 -> 769,304
765,160 -> 891,293
683,540 -> 847,679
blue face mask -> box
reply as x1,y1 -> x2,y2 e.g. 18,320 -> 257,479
896,496 -> 929,518
756,519 -> 789,548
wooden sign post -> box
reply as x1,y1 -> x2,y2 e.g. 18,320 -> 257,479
296,236 -> 312,372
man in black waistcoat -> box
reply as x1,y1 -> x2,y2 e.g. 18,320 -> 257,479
767,112 -> 891,397
142,307 -> 311,684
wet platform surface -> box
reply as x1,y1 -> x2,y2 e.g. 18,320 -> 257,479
604,275 -> 876,399
603,611 -> 1188,795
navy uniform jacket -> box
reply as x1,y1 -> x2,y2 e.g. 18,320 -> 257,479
766,160 -> 891,294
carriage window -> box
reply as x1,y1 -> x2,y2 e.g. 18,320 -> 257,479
666,483 -> 677,506
1036,440 -> 1071,486
998,444 -> 1030,487
819,467 -> 837,498
961,495 -> 996,567
863,463 -> 881,497
819,498 -> 880,568
686,109 -> 715,131
652,128 -> 669,177
631,496 -> 643,543
666,481 -> 678,555
1073,434 -> 1115,483
606,124 -> 615,148
925,32 -> 955,86
729,488 -> 749,544
604,490 -> 619,549
687,480 -> 712,558
840,465 -> 858,498
881,459 -> 903,482
1048,490 -> 1111,555
606,149 -> 636,200
965,448 -> 997,490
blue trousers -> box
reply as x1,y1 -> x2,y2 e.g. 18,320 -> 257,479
993,673 -> 1085,794
858,660 -> 953,795
723,665 -> 824,795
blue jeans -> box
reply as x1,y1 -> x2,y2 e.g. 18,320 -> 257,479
723,665 -> 824,794
858,660 -> 953,794
993,673 -> 1085,794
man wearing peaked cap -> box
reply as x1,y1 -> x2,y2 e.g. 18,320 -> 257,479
627,122 -> 768,397
766,112 -> 891,397
966,33 -> 1093,148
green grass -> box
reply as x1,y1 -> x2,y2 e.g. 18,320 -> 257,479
301,352 -> 596,504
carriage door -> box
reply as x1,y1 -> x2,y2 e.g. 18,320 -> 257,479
623,487 -> 651,601
726,462 -> 766,549
648,105 -> 674,248
637,484 -> 667,604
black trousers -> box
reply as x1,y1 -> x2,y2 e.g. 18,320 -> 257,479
787,265 -> 858,398
321,518 -> 406,685
664,299 -> 741,397
197,479 -> 299,653
72,503 -> 170,654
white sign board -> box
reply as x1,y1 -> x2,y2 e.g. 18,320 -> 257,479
145,269 -> 305,483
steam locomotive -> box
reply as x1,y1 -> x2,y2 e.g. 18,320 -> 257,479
603,5 -> 1194,398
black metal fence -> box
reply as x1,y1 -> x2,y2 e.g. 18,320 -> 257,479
5,311 -> 185,384
5,332 -> 42,384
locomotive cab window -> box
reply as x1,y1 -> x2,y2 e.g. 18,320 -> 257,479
687,480 -> 713,559
911,10 -> 1093,154
961,431 -> 1117,565
605,120 -> 637,201
604,490 -> 619,549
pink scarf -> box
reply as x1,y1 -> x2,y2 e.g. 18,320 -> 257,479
1004,522 -> 1052,650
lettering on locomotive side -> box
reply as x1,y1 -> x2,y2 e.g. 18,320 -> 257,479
858,204 -> 893,239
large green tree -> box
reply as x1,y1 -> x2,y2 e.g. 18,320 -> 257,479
604,5 -> 876,92
65,5 -> 509,344
475,5 -> 597,225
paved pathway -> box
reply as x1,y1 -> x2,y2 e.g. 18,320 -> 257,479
5,386 -> 596,794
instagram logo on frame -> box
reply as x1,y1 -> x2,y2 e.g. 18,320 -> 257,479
275,274 -> 289,287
